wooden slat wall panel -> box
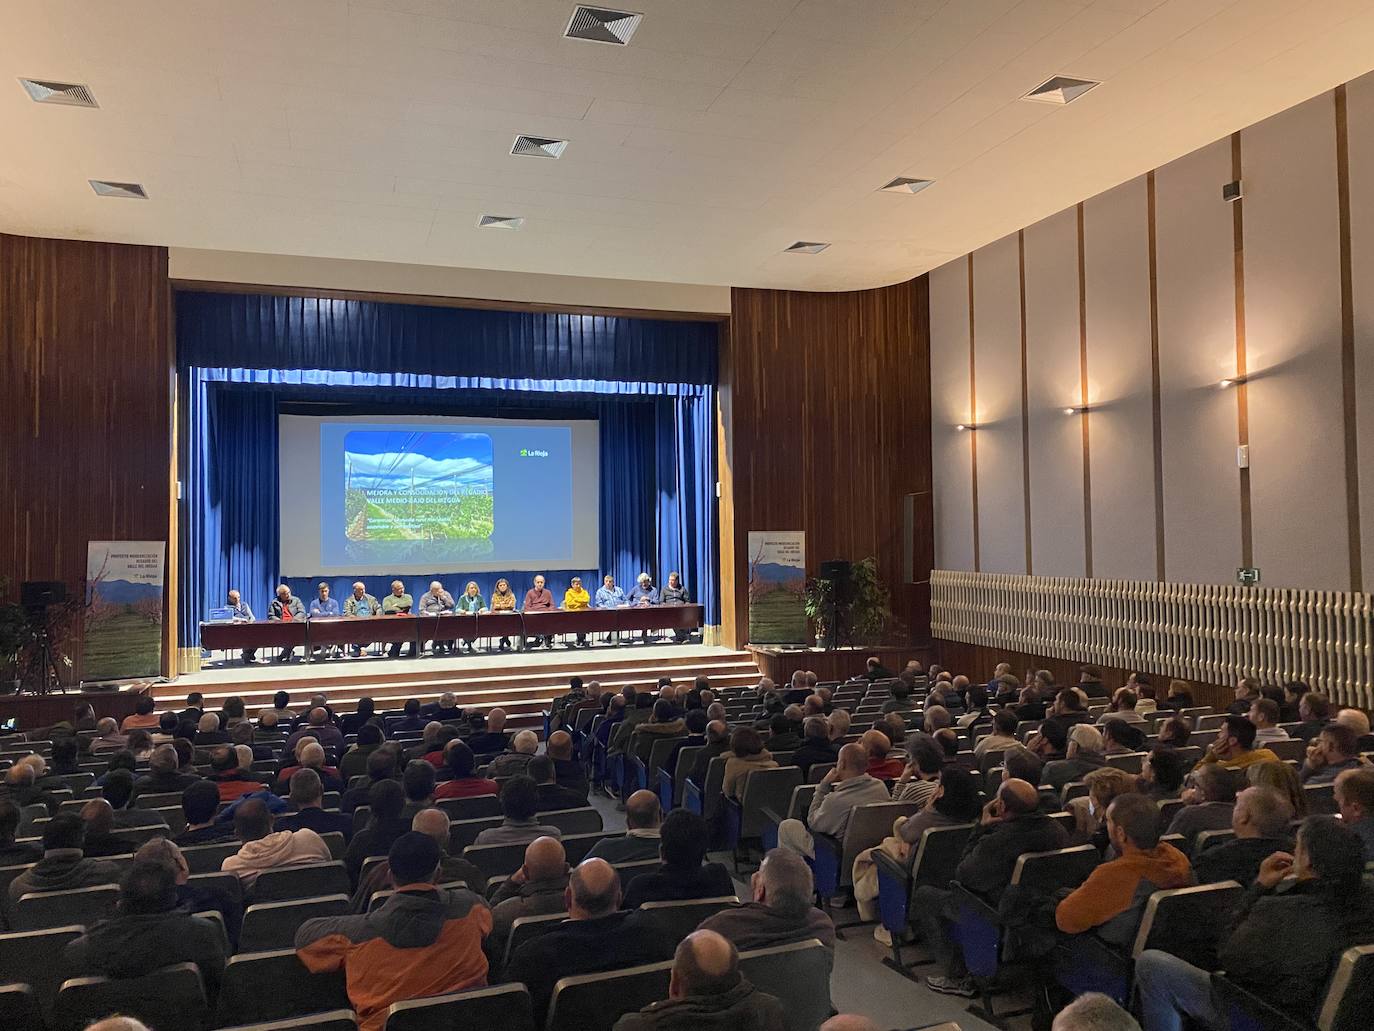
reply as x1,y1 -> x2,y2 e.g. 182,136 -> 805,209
722,279 -> 931,647
0,233 -> 172,683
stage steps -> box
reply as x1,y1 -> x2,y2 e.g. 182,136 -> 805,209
154,647 -> 760,732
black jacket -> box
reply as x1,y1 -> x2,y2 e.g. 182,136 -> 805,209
534,782 -> 588,812
613,978 -> 786,1031
277,806 -> 353,842
790,738 -> 840,776
954,814 -> 1071,903
64,911 -> 228,1002
623,862 -> 735,910
131,770 -> 200,800
1191,836 -> 1292,887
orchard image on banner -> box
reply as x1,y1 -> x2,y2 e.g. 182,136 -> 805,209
85,541 -> 165,681
747,530 -> 807,645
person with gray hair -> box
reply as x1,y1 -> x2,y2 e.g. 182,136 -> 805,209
275,768 -> 353,840
1044,723 -> 1107,791
613,929 -> 787,1031
486,729 -> 540,779
792,715 -> 841,776
1191,785 -> 1294,885
698,847 -> 835,952
1166,762 -> 1240,850
1052,992 -> 1141,1031
89,717 -> 130,754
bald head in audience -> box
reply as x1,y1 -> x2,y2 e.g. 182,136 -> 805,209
566,858 -> 621,918
512,730 -> 539,755
836,743 -> 869,779
487,708 -> 507,732
86,1020 -> 153,1031
522,835 -> 568,881
411,808 -> 451,853
998,778 -> 1042,817
546,730 -> 574,761
1052,991 -> 1142,1030
197,713 -> 219,734
670,929 -> 740,1000
1335,707 -> 1371,737
860,729 -> 891,760
80,797 -> 115,837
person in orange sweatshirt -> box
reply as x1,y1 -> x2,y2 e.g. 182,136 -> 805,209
1055,793 -> 1194,947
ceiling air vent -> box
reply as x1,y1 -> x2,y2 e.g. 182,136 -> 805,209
880,176 -> 935,194
89,180 -> 148,199
478,214 -> 525,230
20,78 -> 98,107
1023,75 -> 1100,105
565,6 -> 643,45
511,135 -> 569,159
784,241 -> 830,255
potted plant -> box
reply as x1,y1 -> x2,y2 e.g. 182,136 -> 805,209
804,558 -> 899,650
803,578 -> 834,649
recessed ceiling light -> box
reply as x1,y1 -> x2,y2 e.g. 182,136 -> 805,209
19,78 -> 98,107
477,214 -> 525,230
511,135 -> 569,159
565,6 -> 643,45
89,180 -> 148,199
784,241 -> 830,255
1023,75 -> 1100,105
880,177 -> 935,195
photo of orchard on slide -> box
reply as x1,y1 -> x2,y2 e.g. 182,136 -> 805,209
343,430 -> 494,542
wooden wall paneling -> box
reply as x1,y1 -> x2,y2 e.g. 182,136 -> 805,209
0,234 -> 173,684
1023,208 -> 1086,577
725,279 -> 931,647
929,261 -> 976,573
1347,74 -> 1374,591
971,234 -> 1027,573
1243,96 -> 1348,589
1154,140 -> 1243,584
1084,177 -> 1158,580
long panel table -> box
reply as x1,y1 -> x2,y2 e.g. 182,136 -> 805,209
200,605 -> 704,660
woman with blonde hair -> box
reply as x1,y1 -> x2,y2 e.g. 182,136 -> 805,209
455,580 -> 485,653
489,577 -> 516,651
1070,766 -> 1140,849
1247,759 -> 1307,818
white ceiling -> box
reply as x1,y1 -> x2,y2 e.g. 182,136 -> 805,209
3,0 -> 1374,293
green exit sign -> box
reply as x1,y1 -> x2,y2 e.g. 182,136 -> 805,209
1237,567 -> 1261,586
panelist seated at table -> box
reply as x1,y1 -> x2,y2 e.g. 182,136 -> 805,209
627,573 -> 660,642
382,580 -> 416,658
343,582 -> 380,657
308,582 -> 343,659
661,572 -> 692,643
490,577 -> 517,652
419,580 -> 456,655
268,584 -> 306,662
225,589 -> 257,664
454,581 -> 486,654
523,574 -> 555,649
595,574 -> 627,647
563,576 -> 591,648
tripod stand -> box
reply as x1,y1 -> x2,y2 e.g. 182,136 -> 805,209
20,613 -> 64,695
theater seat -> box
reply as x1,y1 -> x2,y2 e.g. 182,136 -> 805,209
384,983 -> 534,1031
251,861 -> 351,903
53,962 -> 208,1031
13,885 -> 118,932
216,1009 -> 358,1031
503,912 -> 568,971
546,958 -> 672,1031
239,894 -> 350,952
737,939 -> 833,1031
874,821 -> 977,972
183,840 -> 245,874
0,983 -> 44,1031
636,896 -> 738,948
215,948 -> 351,1027
0,923 -> 84,1022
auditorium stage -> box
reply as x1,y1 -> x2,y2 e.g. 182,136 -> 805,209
158,642 -> 760,731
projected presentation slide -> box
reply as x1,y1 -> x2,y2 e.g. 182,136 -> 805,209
279,414 -> 599,577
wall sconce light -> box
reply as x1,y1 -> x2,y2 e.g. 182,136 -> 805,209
1218,375 -> 1247,389
955,423 -> 975,432
1063,405 -> 1087,416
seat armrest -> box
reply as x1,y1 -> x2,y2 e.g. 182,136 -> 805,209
873,849 -> 910,884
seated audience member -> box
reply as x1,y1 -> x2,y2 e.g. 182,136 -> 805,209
0,799 -> 41,865
892,739 -> 944,807
420,725 -> 460,767
1078,666 -> 1108,699
1247,758 -> 1307,817
1136,816 -> 1374,1029
119,694 -> 161,732
132,744 -> 199,800
96,769 -> 166,829
1192,786 -> 1294,886
507,858 -> 670,1023
137,836 -> 242,944
860,729 -> 905,781
1044,724 -> 1107,792
1160,678 -> 1194,711
587,789 -> 663,863
223,798 -> 331,888
486,835 -> 570,964
276,769 -> 353,840
193,712 -> 229,747
1071,767 -> 1139,848
287,706 -> 345,753
401,759 -> 437,819
93,750 -> 138,789
1130,675 -> 1158,713
880,679 -> 919,715
792,716 -> 841,776
425,691 -> 465,723
1291,691 -> 1331,742
700,848 -> 835,955
345,779 -> 411,882
1227,678 -> 1262,716
544,730 -> 590,797
1197,714 -> 1279,772
613,929 -> 787,1031
1042,688 -> 1092,739
297,831 -> 492,1031
1155,716 -> 1193,749
974,711 -> 1021,762
1279,681 -> 1309,724
1102,719 -> 1148,756
9,813 -> 122,901
341,745 -> 400,814
765,711 -> 802,752
1028,718 -> 1070,764
778,744 -> 891,860
1300,722 -> 1362,784
1335,767 -> 1374,860
1002,745 -> 1047,797
486,729 -> 540,779
277,741 -> 344,793
466,708 -> 511,755
827,708 -> 852,743
338,696 -> 378,736
90,717 -> 132,754
919,780 -> 1071,997
632,700 -> 688,749
1138,747 -> 1186,801
474,776 -> 562,846
1247,697 -> 1290,746
1166,764 -> 1238,851
854,767 -> 983,929
1,761 -> 59,814
208,746 -> 262,802
1052,993 -> 1142,1031
48,736 -> 83,777
688,720 -> 733,785
230,721 -> 275,763
1098,688 -> 1146,725
1056,793 -> 1192,945
79,799 -> 134,857
722,727 -> 778,801
434,741 -> 499,800
404,721 -> 444,763
527,755 -> 587,812
175,780 -> 238,847
391,698 -> 427,734
350,808 -> 483,912
63,859 -> 228,1004
339,723 -> 386,783
623,809 -> 735,908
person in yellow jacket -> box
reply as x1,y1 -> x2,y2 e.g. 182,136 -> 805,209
562,576 -> 591,648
